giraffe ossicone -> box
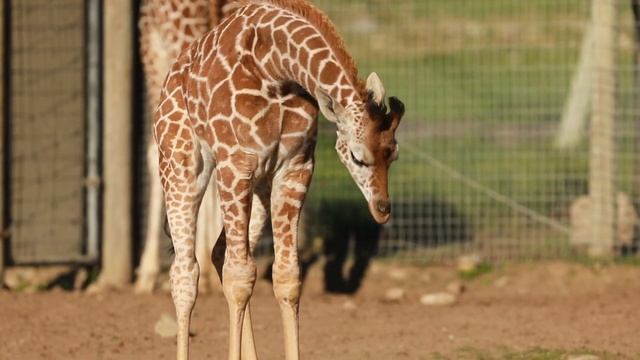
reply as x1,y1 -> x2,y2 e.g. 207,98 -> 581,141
154,0 -> 405,359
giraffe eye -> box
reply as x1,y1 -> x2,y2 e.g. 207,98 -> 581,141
350,150 -> 367,167
384,147 -> 398,161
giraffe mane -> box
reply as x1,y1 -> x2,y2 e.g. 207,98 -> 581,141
234,0 -> 365,94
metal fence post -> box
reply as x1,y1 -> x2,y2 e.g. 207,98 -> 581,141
86,0 -> 101,262
632,0 -> 640,203
589,0 -> 618,257
97,0 -> 133,287
0,0 -> 5,286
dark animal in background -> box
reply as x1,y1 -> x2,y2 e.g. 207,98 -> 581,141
317,199 -> 381,294
263,199 -> 381,295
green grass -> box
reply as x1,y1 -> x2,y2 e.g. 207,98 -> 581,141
567,254 -> 640,269
429,347 -> 629,360
458,263 -> 493,280
310,126 -> 591,217
302,0 -> 639,258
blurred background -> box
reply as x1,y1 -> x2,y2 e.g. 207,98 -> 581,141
0,0 -> 638,281
6,1 -> 640,359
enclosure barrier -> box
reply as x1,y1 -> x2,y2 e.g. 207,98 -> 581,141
2,1 -> 640,286
589,0 -> 618,257
298,0 -> 638,262
1,0 -> 101,289
1,0 -> 5,283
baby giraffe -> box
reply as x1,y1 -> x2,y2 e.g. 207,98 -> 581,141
153,0 -> 404,359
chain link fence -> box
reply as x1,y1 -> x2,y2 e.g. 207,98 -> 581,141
297,0 -> 639,262
126,0 -> 639,265
4,0 -> 99,264
5,0 -> 636,267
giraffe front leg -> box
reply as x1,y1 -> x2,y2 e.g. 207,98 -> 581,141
216,153 -> 259,360
241,189 -> 270,360
212,245 -> 259,360
271,162 -> 314,360
196,176 -> 224,294
212,234 -> 257,360
211,190 -> 268,360
135,143 -> 164,293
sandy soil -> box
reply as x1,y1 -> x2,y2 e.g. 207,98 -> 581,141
1,261 -> 639,359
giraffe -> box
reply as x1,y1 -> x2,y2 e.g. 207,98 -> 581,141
138,3 -> 265,356
136,0 -> 233,294
154,0 -> 405,359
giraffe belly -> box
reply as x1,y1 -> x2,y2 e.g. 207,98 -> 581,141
206,122 -> 314,183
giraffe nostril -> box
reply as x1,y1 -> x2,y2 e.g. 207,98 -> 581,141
377,200 -> 391,214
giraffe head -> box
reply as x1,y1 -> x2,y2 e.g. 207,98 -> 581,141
316,73 -> 405,224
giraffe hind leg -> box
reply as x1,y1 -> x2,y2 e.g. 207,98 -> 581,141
161,141 -> 212,360
214,151 -> 260,360
210,188 -> 267,360
270,161 -> 314,360
155,87 -> 213,360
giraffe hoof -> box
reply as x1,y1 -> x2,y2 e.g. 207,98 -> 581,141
134,273 -> 157,294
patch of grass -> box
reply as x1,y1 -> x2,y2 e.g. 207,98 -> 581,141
306,0 -> 594,226
567,255 -> 640,269
429,347 -> 629,360
12,281 -> 31,293
428,354 -> 450,360
312,128 -> 590,209
615,256 -> 640,267
86,266 -> 101,286
458,263 -> 493,280
504,348 -> 573,359
12,281 -> 47,293
503,348 -> 623,360
455,346 -> 499,359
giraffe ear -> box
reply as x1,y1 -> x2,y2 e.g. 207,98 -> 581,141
315,88 -> 345,123
366,72 -> 385,105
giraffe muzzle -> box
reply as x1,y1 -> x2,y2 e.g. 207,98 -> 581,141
377,200 -> 391,214
369,199 -> 391,224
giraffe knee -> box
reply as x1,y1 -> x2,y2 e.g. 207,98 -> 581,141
222,260 -> 257,307
272,266 -> 301,305
170,256 -> 200,283
169,257 -> 200,316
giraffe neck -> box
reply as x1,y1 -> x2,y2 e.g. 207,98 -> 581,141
140,0 -> 216,108
240,2 -> 365,116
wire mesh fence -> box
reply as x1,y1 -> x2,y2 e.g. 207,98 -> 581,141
4,0 -> 98,263
5,0 -> 636,267
126,0 -> 639,266
292,0 -> 640,262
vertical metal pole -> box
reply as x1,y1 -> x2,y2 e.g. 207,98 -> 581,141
0,0 -> 6,286
631,0 -> 640,202
97,0 -> 132,287
85,0 -> 101,260
589,0 -> 618,257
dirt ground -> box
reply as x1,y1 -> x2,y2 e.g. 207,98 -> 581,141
1,260 -> 640,360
